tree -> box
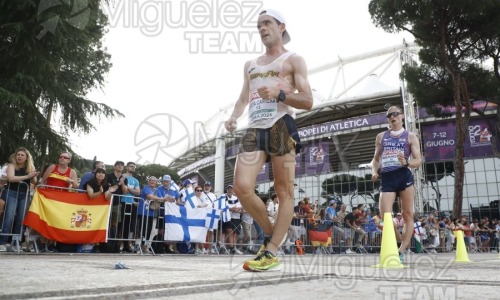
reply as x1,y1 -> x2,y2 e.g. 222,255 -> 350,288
369,0 -> 500,218
323,174 -> 379,207
0,0 -> 123,167
135,164 -> 179,186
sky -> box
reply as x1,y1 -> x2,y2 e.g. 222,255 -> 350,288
69,0 -> 413,168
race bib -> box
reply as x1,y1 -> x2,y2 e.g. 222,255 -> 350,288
381,149 -> 403,168
248,91 -> 277,123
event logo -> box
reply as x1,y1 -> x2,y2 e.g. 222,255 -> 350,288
134,113 -> 191,165
101,0 -> 264,53
37,0 -> 91,39
70,208 -> 91,229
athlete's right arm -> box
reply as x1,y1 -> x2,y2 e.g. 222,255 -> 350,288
224,61 -> 251,133
371,132 -> 383,181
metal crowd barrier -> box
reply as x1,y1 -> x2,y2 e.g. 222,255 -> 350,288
0,182 -> 31,253
105,194 -> 144,254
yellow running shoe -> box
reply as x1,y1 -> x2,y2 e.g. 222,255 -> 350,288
243,236 -> 270,270
246,250 -> 280,271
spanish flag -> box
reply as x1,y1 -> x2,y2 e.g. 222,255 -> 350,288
23,189 -> 112,244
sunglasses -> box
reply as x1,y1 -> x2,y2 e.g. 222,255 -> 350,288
59,156 -> 70,159
386,111 -> 402,118
195,189 -> 203,192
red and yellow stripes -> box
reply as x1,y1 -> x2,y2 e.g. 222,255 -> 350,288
23,189 -> 112,244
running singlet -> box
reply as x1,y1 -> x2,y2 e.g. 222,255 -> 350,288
380,130 -> 411,173
46,165 -> 71,188
247,51 -> 295,129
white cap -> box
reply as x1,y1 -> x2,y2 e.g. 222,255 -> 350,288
260,9 -> 291,45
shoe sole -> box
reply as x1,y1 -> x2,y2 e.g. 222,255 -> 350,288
247,262 -> 281,272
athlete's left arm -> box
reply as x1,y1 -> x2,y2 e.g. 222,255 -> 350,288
284,54 -> 313,110
408,132 -> 422,168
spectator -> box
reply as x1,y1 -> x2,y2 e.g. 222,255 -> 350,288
0,148 -> 39,252
478,217 -> 492,252
200,181 -> 217,254
155,174 -> 180,254
241,204 -> 254,254
222,185 -> 243,255
291,200 -> 307,245
426,214 -> 439,252
494,220 -> 500,252
106,161 -> 126,235
192,185 -> 207,254
119,162 -> 141,253
41,151 -> 78,189
344,206 -> 366,253
85,167 -> 117,200
267,193 -> 279,224
444,217 -> 455,252
0,163 -> 8,222
79,160 -> 104,190
393,213 -> 404,235
266,197 -> 276,224
138,176 -> 160,254
325,200 -> 345,249
179,179 -> 196,206
366,209 -> 383,248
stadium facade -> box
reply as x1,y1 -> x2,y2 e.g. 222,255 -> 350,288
169,42 -> 499,216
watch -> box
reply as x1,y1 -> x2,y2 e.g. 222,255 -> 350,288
403,160 -> 410,167
278,89 -> 286,102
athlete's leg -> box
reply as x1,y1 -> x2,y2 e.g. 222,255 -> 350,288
233,151 -> 273,236
266,153 -> 295,253
398,186 -> 415,252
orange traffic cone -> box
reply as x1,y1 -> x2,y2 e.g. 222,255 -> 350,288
454,230 -> 471,262
372,212 -> 406,268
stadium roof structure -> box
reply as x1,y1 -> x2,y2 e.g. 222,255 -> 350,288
169,41 -> 419,187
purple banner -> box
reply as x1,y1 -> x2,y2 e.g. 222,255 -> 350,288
298,114 -> 387,139
304,141 -> 331,175
422,117 -> 496,162
256,163 -> 269,183
295,153 -> 302,176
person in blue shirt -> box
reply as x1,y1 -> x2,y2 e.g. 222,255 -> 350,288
325,200 -> 345,249
138,176 -> 159,254
78,160 -> 104,190
156,174 -> 180,254
119,162 -> 141,252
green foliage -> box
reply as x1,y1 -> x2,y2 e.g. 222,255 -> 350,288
0,0 -> 123,167
135,164 -> 179,186
323,174 -> 378,196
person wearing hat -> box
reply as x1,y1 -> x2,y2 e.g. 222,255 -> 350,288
156,174 -> 181,254
224,9 -> 313,271
325,200 -> 344,249
179,179 -> 196,205
200,181 -> 218,254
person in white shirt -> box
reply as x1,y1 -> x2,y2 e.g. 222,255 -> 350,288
199,181 -> 217,254
222,185 -> 243,255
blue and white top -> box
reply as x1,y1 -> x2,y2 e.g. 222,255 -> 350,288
380,130 -> 411,173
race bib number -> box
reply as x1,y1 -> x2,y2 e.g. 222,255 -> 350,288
381,149 -> 403,168
248,91 -> 277,122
